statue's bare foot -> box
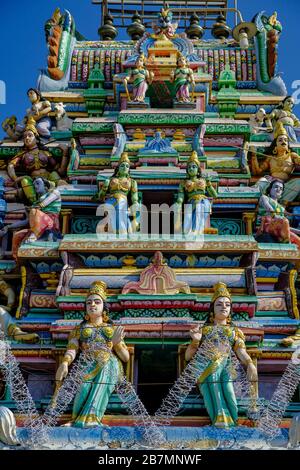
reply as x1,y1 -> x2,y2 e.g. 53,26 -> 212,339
24,233 -> 37,244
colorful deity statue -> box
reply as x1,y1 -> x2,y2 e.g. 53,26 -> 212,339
123,54 -> 154,103
122,251 -> 190,295
0,278 -> 39,343
142,130 -> 176,154
95,152 -> 139,234
250,123 -> 300,203
12,177 -> 61,251
270,96 -> 300,143
249,108 -> 273,138
256,179 -> 300,248
185,282 -> 257,428
2,88 -> 52,141
170,54 -> 195,103
55,281 -> 129,427
7,118 -> 68,201
176,151 -> 217,235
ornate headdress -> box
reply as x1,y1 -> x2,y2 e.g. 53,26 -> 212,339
87,281 -> 107,300
119,152 -> 131,165
274,122 -> 288,140
211,282 -> 231,303
187,151 -> 200,167
25,116 -> 39,136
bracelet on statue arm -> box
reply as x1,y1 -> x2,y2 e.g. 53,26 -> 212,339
62,353 -> 73,366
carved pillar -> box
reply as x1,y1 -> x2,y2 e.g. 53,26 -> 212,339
61,208 -> 73,235
242,212 -> 256,235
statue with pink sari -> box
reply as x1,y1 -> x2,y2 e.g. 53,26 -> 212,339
122,251 -> 190,295
170,54 -> 195,103
123,54 -> 154,103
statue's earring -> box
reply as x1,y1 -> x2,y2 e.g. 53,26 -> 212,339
273,148 -> 278,155
103,310 -> 109,322
227,314 -> 231,324
84,314 -> 90,321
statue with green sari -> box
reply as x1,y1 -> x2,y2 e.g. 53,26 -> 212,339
55,281 -> 129,427
185,282 -> 258,428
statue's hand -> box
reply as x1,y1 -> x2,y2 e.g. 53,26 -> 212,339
112,325 -> 125,346
190,326 -> 202,342
246,363 -> 258,382
55,362 -> 68,382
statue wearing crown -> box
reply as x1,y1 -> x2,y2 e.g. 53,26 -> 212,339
123,54 -> 154,104
95,152 -> 139,234
250,122 -> 300,203
7,117 -> 68,203
175,151 -> 217,236
55,281 -> 129,428
185,282 -> 257,428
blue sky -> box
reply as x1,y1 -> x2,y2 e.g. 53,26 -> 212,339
0,0 -> 299,131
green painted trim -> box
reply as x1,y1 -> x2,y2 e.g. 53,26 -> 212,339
118,113 -> 205,126
72,122 -> 115,133
255,311 -> 289,317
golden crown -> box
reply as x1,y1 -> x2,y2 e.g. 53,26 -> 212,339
25,116 -> 39,136
274,122 -> 288,140
119,152 -> 131,165
211,282 -> 231,303
187,151 -> 200,167
87,281 -> 107,300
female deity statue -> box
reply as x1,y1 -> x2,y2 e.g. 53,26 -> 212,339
270,96 -> 300,143
250,124 -> 300,203
123,54 -> 154,103
96,152 -> 139,234
12,176 -> 61,252
170,54 -> 195,103
3,88 -> 52,141
176,151 -> 217,235
185,282 -> 258,428
256,179 -> 300,248
7,118 -> 68,202
55,281 -> 129,428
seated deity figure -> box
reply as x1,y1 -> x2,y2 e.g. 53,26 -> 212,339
248,108 -> 273,138
185,282 -> 257,428
142,130 -> 176,154
55,281 -> 129,427
176,151 -> 217,235
170,54 -> 195,103
123,54 -> 154,103
255,179 -> 300,248
122,251 -> 190,295
7,118 -> 67,203
2,88 -> 52,141
95,152 -> 139,234
250,123 -> 300,203
270,96 -> 300,143
0,277 -> 39,343
12,176 -> 61,253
